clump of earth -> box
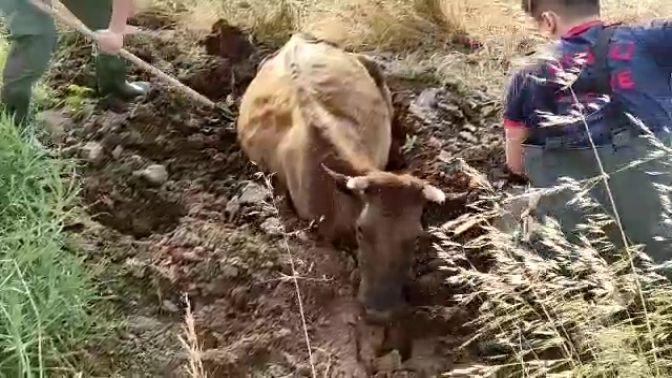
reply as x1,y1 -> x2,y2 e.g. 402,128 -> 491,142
44,14 -> 511,377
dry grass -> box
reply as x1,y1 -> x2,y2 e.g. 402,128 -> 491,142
179,294 -> 207,378
135,0 -> 672,92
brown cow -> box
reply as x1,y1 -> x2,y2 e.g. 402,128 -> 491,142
237,33 -> 446,322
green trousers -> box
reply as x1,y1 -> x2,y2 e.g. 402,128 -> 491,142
0,0 -> 150,124
523,129 -> 672,278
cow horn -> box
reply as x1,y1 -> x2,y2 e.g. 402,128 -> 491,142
422,184 -> 446,203
346,177 -> 369,190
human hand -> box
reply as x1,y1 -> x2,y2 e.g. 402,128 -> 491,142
96,29 -> 124,54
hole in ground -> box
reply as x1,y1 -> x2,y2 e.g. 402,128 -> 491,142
82,177 -> 186,238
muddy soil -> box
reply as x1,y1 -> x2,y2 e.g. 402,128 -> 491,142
46,16 -> 507,377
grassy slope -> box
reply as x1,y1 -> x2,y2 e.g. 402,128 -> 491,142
0,37 -> 97,377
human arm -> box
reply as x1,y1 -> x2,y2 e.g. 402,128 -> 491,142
108,0 -> 135,34
97,0 -> 135,53
505,126 -> 529,175
502,66 -> 538,176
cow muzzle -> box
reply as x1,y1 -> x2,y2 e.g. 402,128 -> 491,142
360,284 -> 408,324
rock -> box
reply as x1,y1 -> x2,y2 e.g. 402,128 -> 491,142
260,217 -> 285,235
112,145 -> 124,159
458,131 -> 478,144
225,181 -> 272,216
129,154 -> 146,166
463,123 -> 477,132
221,265 -> 240,278
38,109 -> 72,139
436,101 -> 462,118
409,88 -> 441,123
60,144 -> 80,158
295,230 -> 310,242
81,141 -> 105,164
133,164 -> 168,186
238,181 -> 271,204
375,349 -> 402,372
126,315 -> 164,331
162,300 -> 180,314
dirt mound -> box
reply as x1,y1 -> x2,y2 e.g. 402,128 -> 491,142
184,20 -> 274,101
46,16 -> 507,377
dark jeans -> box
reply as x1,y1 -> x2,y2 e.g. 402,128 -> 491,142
523,129 -> 672,277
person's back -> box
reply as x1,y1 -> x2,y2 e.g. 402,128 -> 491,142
502,0 -> 672,276
506,20 -> 672,146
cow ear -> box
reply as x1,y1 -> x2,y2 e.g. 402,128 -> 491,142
422,184 -> 445,203
322,164 -> 370,197
321,164 -> 354,194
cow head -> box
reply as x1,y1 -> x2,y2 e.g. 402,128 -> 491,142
322,165 -> 445,323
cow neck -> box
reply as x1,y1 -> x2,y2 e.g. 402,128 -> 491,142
315,132 -> 378,178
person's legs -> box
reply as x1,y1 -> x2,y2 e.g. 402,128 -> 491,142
58,0 -> 150,99
522,144 -> 594,254
0,0 -> 57,126
523,132 -> 672,276
593,134 -> 672,275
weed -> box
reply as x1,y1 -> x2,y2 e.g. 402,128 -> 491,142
0,34 -> 97,377
0,111 -> 96,376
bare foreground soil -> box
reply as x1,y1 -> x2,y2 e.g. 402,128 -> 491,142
44,13 -> 513,377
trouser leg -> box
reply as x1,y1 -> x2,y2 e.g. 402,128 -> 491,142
523,134 -> 672,277
0,0 -> 57,126
58,0 -> 150,99
600,135 -> 672,275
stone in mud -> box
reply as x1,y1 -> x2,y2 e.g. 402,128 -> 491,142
133,164 -> 169,186
260,217 -> 285,235
463,123 -> 477,132
220,264 -> 240,278
458,131 -> 478,144
162,300 -> 180,314
409,88 -> 441,123
375,349 -> 402,372
126,315 -> 164,331
112,145 -> 124,159
225,181 -> 272,216
238,182 -> 271,204
38,109 -> 72,138
81,141 -> 105,164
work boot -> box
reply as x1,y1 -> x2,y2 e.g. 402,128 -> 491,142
1,89 -> 31,126
94,50 -> 150,100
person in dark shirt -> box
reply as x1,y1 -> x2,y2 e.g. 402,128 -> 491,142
503,0 -> 672,273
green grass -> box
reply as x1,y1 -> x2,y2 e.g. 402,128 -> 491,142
0,37 -> 97,377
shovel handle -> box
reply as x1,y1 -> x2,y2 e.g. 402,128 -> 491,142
29,0 -> 221,111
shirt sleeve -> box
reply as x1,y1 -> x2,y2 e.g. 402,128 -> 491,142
502,64 -> 546,129
643,19 -> 672,69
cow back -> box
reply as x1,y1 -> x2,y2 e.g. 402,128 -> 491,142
237,33 -> 394,239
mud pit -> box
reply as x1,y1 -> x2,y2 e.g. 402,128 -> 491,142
47,17 -> 510,377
